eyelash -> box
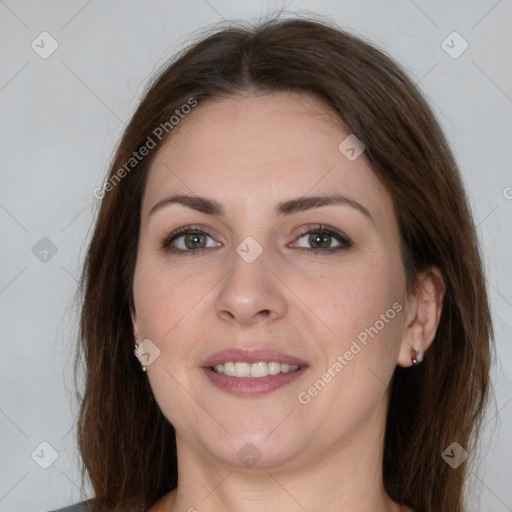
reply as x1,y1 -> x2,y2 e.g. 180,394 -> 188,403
160,224 -> 352,255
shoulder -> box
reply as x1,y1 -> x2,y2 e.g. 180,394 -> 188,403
46,500 -> 94,512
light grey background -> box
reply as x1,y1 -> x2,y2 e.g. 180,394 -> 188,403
0,1 -> 510,511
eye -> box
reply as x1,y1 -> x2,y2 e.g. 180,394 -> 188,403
292,225 -> 352,254
161,227 -> 221,253
161,224 -> 351,255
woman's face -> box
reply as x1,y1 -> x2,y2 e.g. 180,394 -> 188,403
132,93 -> 413,471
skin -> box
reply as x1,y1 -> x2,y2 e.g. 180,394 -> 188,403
131,92 -> 444,512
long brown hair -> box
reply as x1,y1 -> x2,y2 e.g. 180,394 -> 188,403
75,15 -> 493,512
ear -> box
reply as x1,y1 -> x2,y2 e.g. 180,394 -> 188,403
397,267 -> 445,367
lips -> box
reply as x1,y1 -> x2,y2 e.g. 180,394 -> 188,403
200,348 -> 309,397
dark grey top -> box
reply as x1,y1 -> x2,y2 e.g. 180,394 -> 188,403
47,501 -> 93,512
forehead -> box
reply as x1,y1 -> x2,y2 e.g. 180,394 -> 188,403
143,93 -> 393,223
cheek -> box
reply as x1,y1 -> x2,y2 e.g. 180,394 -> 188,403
132,255 -> 210,340
294,257 -> 406,412
133,265 -> 174,337
132,261 -> 209,424
294,263 -> 405,421
297,255 -> 404,344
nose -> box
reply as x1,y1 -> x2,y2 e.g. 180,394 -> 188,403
214,248 -> 288,327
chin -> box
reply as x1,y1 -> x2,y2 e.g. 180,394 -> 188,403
192,425 -> 316,472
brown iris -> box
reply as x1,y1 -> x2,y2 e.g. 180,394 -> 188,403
309,233 -> 332,249
184,232 -> 207,249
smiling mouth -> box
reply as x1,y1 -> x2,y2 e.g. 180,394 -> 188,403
201,348 -> 308,396
203,364 -> 308,397
210,361 -> 301,378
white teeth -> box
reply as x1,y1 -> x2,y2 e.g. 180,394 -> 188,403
223,362 -> 235,376
213,361 -> 300,378
251,362 -> 267,377
268,361 -> 281,375
234,362 -> 251,377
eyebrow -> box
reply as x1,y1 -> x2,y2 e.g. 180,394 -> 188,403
149,193 -> 374,223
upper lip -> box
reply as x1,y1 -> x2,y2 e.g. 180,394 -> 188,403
201,348 -> 308,368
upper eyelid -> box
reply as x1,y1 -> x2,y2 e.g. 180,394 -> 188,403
165,224 -> 345,239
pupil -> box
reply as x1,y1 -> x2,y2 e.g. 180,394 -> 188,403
310,233 -> 330,248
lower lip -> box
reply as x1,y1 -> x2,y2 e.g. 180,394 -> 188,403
201,366 -> 308,397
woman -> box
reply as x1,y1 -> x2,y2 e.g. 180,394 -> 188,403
51,15 -> 492,512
